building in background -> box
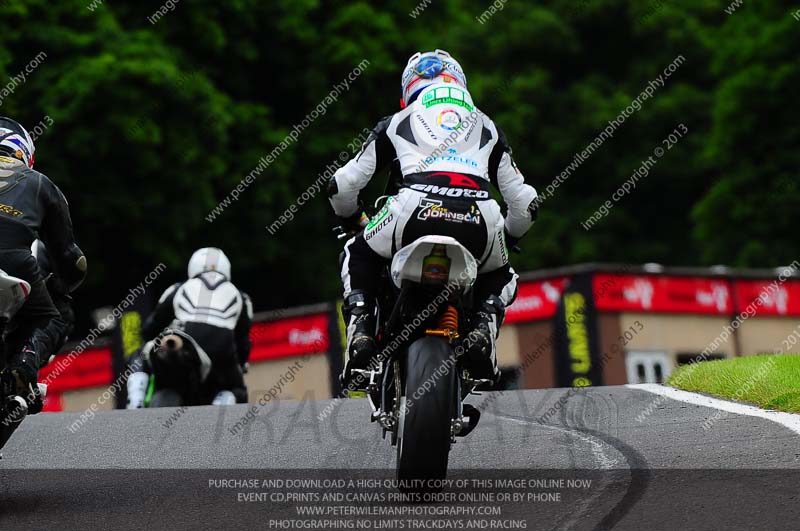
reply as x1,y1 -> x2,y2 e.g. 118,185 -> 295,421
41,263 -> 799,412
506,263 -> 799,389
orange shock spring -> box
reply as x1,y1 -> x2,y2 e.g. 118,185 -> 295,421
426,305 -> 460,340
439,305 -> 459,331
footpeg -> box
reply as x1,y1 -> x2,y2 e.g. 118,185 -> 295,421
454,404 -> 480,437
464,376 -> 494,393
350,368 -> 380,393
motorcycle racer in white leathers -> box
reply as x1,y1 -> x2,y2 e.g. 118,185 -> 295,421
126,247 -> 252,408
329,50 -> 538,385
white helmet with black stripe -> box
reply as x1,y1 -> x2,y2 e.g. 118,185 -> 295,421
188,247 -> 231,280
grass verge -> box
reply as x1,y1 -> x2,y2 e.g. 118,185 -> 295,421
666,354 -> 800,413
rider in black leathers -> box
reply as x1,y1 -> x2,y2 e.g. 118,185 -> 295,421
0,117 -> 86,407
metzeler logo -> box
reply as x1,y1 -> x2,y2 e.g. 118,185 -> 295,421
423,155 -> 479,169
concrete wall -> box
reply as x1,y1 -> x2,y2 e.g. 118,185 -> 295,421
597,314 -> 627,386
610,312 -> 736,382
496,325 -> 521,368
244,354 -> 331,403
516,321 -> 557,389
738,317 -> 800,355
620,312 -> 736,359
60,386 -> 114,413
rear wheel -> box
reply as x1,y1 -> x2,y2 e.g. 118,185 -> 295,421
148,388 -> 183,408
1,326 -> 26,454
396,336 -> 457,490
0,396 -> 27,453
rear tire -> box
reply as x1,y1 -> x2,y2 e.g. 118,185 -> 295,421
396,336 -> 457,490
149,388 -> 183,408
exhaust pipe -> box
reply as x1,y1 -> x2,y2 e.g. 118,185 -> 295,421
161,334 -> 184,353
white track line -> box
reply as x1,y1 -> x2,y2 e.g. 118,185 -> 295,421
496,414 -> 621,469
628,383 -> 800,436
496,414 -> 621,531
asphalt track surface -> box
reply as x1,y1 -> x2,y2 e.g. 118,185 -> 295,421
1,386 -> 798,530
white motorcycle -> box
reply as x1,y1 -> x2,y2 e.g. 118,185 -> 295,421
341,233 -> 492,489
0,269 -> 47,455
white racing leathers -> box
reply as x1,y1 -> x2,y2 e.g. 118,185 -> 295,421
330,82 -> 538,306
330,83 -> 538,376
173,272 -> 244,330
127,271 -> 253,407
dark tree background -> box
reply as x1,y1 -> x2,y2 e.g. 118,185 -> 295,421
0,0 -> 797,333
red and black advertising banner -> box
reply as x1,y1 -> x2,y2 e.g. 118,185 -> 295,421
248,312 -> 330,362
505,277 -> 569,324
250,309 -> 341,394
593,274 -> 733,315
39,345 -> 114,411
40,346 -> 114,392
553,274 -> 603,387
733,279 -> 800,317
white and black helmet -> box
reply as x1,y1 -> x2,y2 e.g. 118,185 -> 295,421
187,247 -> 231,280
0,117 -> 35,168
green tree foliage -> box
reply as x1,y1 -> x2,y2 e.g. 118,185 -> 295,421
0,0 -> 795,325
693,2 -> 800,266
